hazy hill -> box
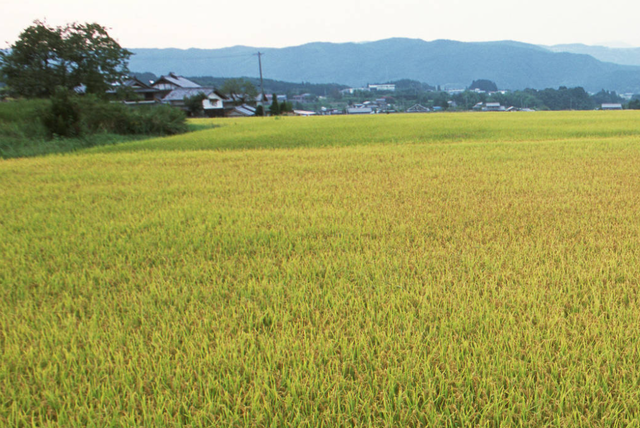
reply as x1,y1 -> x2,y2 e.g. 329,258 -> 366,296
546,44 -> 640,67
128,38 -> 640,92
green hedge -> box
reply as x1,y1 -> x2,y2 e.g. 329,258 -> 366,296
77,96 -> 188,136
0,94 -> 188,158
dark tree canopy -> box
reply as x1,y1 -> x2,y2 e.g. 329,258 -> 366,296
269,93 -> 281,115
220,78 -> 258,104
0,21 -> 131,98
183,92 -> 207,117
469,79 -> 498,92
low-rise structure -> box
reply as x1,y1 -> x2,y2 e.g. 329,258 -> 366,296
484,102 -> 506,111
601,103 -> 623,110
340,87 -> 370,95
368,84 -> 395,91
227,104 -> 256,117
292,93 -> 314,103
203,90 -> 230,117
152,73 -> 201,94
293,109 -> 316,116
475,102 -> 506,112
106,77 -> 161,103
406,104 -> 430,113
347,107 -> 373,114
258,93 -> 288,104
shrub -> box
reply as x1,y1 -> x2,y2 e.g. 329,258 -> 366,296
42,86 -> 81,137
77,96 -> 188,136
183,93 -> 206,117
1,94 -> 188,158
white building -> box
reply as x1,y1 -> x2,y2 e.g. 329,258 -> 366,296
368,84 -> 395,91
601,103 -> 623,110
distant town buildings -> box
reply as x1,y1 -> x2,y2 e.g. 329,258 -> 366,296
341,83 -> 396,95
107,73 -> 633,117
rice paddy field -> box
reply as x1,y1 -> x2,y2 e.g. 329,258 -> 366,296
2,111 -> 640,426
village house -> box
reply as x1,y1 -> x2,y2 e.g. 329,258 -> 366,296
257,93 -> 287,104
340,87 -> 370,95
293,109 -> 316,116
473,102 -> 506,112
152,73 -> 201,94
318,107 -> 342,115
203,90 -> 230,117
483,102 -> 506,111
227,104 -> 257,117
161,87 -> 211,109
292,93 -> 314,103
347,106 -> 373,114
406,104 -> 430,113
106,77 -> 161,103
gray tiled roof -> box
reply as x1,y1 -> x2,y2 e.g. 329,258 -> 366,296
156,73 -> 202,89
162,88 -> 214,101
230,104 -> 256,116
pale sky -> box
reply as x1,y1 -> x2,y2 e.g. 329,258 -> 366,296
2,0 -> 640,49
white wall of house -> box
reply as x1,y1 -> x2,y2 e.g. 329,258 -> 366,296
203,92 -> 228,111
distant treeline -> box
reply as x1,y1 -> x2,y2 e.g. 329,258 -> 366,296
452,87 -> 628,111
341,80 -> 631,111
131,73 -> 636,111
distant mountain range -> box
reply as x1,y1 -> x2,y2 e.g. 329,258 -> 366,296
545,44 -> 640,67
128,38 -> 640,92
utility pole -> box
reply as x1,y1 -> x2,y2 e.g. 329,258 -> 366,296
255,52 -> 265,101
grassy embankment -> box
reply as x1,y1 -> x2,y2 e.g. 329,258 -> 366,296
2,111 -> 640,426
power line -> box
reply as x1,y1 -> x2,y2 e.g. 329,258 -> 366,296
166,52 -> 258,61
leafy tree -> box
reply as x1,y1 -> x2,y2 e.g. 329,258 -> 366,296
469,79 -> 498,92
535,86 -> 594,110
591,89 -> 624,105
280,100 -> 293,113
627,99 -> 640,109
432,91 -> 451,110
220,78 -> 257,104
183,92 -> 207,117
452,91 -> 486,110
0,21 -> 131,98
255,105 -> 264,116
269,93 -> 280,115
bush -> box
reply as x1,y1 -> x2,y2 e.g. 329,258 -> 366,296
40,91 -> 188,137
42,87 -> 81,137
1,94 -> 188,158
74,95 -> 188,136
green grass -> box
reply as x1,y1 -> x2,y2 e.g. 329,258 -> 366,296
2,112 -> 640,426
